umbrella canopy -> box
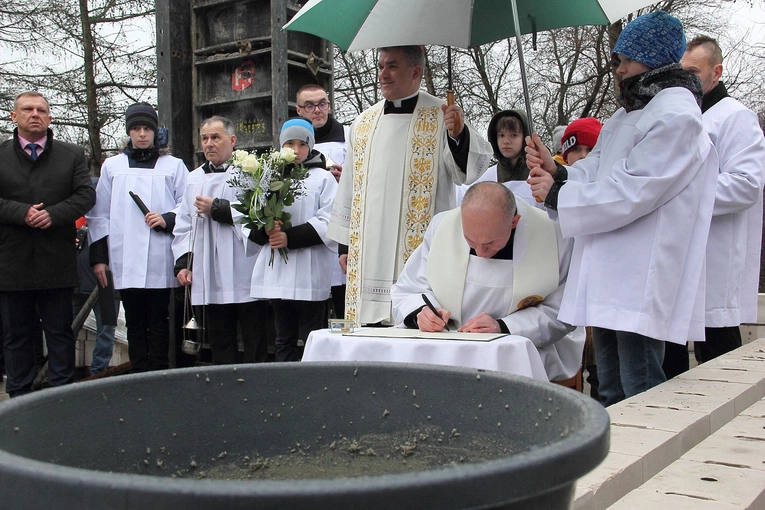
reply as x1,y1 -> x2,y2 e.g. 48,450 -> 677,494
283,0 -> 658,53
284,0 -> 659,134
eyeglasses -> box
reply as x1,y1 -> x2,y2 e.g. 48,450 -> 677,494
298,101 -> 330,112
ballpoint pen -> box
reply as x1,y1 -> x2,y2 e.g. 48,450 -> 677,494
421,293 -> 450,331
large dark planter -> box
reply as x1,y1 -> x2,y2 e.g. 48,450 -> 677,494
0,362 -> 609,509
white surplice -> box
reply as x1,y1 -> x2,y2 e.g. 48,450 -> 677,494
87,154 -> 187,290
557,87 -> 719,344
391,200 -> 584,381
327,91 -> 492,326
703,97 -> 765,326
249,167 -> 338,301
172,165 -> 256,305
316,132 -> 349,288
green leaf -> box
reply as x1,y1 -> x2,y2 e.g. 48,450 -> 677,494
270,181 -> 284,192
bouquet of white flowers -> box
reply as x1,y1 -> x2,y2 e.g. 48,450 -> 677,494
228,147 -> 309,265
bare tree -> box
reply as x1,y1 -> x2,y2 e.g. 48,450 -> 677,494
331,0 -> 765,149
0,0 -> 156,173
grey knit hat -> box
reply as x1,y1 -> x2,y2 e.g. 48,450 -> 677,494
125,102 -> 158,134
279,118 -> 315,151
552,125 -> 567,154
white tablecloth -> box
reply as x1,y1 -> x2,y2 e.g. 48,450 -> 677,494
302,328 -> 549,381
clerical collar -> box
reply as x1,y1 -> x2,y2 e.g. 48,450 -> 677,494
204,161 -> 228,173
468,229 -> 516,260
701,81 -> 728,114
315,115 -> 346,144
384,92 -> 419,115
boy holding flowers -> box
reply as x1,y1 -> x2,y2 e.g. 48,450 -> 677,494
247,119 -> 338,361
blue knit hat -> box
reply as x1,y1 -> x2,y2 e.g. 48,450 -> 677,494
612,11 -> 686,69
280,118 -> 315,151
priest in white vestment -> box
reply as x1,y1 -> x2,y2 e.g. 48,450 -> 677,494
172,116 -> 269,364
391,183 -> 584,382
326,45 -> 492,327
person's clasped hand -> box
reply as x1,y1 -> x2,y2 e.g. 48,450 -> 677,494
458,312 -> 501,333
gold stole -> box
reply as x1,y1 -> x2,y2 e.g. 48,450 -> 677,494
345,97 -> 443,325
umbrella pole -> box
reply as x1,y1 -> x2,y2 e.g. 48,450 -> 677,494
447,46 -> 455,106
510,0 -> 534,134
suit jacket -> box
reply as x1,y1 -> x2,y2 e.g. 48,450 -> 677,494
0,128 -> 96,290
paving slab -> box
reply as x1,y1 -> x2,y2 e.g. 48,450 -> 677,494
610,458 -> 765,509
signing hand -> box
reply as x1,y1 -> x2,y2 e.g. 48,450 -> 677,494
417,306 -> 452,332
441,103 -> 465,139
458,312 -> 501,333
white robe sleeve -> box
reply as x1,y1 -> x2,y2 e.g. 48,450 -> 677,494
86,161 -> 114,243
711,107 -> 765,217
559,93 -> 708,237
442,123 -> 493,186
306,170 -> 339,251
171,176 -> 195,263
390,215 -> 443,325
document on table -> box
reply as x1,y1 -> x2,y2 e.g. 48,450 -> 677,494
343,328 -> 504,342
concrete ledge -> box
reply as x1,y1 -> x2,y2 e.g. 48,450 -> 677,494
573,338 -> 765,510
609,397 -> 765,509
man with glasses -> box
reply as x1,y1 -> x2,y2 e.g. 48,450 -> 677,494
296,85 -> 347,182
296,84 -> 350,319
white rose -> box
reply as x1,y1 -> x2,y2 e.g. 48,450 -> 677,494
240,154 -> 260,174
232,149 -> 249,163
280,147 -> 297,163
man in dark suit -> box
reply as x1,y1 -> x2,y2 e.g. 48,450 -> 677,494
0,91 -> 96,397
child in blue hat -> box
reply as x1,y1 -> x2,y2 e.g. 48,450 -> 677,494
248,118 -> 339,361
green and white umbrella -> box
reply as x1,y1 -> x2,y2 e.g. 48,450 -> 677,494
284,0 -> 658,131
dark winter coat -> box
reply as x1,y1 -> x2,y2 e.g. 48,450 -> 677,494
0,128 -> 96,290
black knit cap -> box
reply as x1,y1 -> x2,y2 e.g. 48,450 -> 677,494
125,102 -> 158,134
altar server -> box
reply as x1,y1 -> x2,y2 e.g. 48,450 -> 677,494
88,102 -> 187,372
526,11 -> 718,404
173,116 -> 269,364
248,119 -> 338,362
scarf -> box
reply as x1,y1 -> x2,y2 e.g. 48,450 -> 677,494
617,63 -> 703,112
124,142 -> 159,168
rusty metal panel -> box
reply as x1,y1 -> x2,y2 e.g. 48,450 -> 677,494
179,0 -> 334,165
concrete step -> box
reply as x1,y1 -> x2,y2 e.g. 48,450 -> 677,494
573,339 -> 765,509
609,396 -> 765,509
